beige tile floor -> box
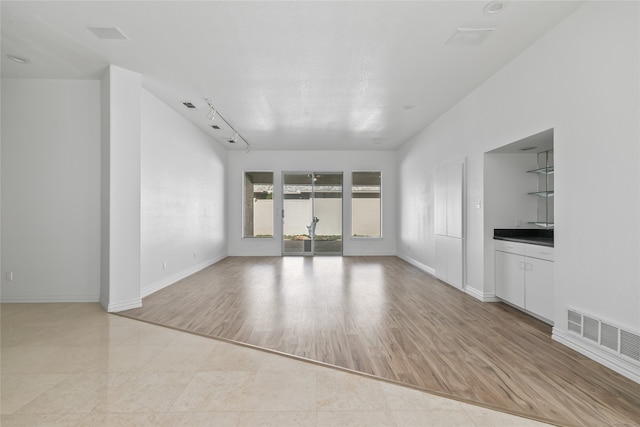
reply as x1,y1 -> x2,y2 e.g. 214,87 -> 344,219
1,303 -> 551,427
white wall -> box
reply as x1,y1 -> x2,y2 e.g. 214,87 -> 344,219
1,79 -> 101,301
253,200 -> 274,236
397,1 -> 639,372
352,199 -> 381,237
227,150 -> 396,256
140,89 -> 227,297
101,66 -> 143,312
282,199 -> 343,236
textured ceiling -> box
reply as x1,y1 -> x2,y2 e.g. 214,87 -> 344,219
1,1 -> 582,151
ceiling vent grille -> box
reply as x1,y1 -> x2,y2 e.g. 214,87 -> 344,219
182,102 -> 197,109
567,309 -> 640,363
87,26 -> 128,40
211,125 -> 220,129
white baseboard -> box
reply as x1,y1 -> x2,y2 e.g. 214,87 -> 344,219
0,294 -> 100,303
227,250 -> 281,256
553,328 -> 640,384
396,253 -> 435,276
345,252 -> 397,257
464,286 -> 499,302
141,254 -> 227,298
107,297 -> 142,313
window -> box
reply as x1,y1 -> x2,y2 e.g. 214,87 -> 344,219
243,172 -> 274,238
351,171 -> 381,238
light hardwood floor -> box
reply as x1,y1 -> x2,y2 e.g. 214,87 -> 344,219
120,256 -> 640,426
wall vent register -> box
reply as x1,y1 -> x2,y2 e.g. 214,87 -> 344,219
568,309 -> 640,363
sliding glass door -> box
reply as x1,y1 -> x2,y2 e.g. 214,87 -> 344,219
282,172 -> 343,255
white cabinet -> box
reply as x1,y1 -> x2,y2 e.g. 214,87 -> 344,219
435,235 -> 463,288
495,249 -> 525,308
494,240 -> 554,323
525,257 -> 554,321
435,160 -> 464,289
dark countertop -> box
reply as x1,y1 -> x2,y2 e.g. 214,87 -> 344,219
493,228 -> 554,247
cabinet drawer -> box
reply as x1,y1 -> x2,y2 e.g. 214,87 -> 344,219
494,240 -> 526,255
525,245 -> 554,261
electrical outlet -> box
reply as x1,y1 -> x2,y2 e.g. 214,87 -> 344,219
6,272 -> 13,281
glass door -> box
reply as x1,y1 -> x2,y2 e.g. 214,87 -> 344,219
283,173 -> 314,255
282,172 -> 342,256
313,173 -> 343,255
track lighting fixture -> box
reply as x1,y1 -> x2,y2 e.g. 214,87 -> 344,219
203,98 -> 252,154
207,107 -> 216,121
204,99 -> 217,121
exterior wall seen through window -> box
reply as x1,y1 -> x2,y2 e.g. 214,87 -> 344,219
243,171 -> 274,238
352,171 -> 381,238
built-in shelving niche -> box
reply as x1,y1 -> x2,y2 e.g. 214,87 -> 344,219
527,149 -> 554,228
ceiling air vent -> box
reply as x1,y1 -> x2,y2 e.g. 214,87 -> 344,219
211,125 -> 220,129
445,28 -> 494,46
87,26 -> 128,40
182,102 -> 197,109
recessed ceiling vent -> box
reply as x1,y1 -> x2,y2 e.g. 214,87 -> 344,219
211,125 -> 220,129
182,102 -> 197,109
87,26 -> 128,40
446,28 -> 494,46
568,309 -> 640,363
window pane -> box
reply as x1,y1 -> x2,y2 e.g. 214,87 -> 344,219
352,171 -> 381,237
244,172 -> 274,238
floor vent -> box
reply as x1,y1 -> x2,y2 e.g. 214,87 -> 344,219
567,309 -> 640,363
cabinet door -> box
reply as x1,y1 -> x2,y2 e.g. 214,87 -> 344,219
495,250 -> 525,308
434,160 -> 463,238
434,167 -> 448,236
446,237 -> 463,289
435,235 -> 448,281
446,162 -> 463,238
525,258 -> 554,321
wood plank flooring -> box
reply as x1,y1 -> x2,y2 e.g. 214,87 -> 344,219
119,256 -> 640,426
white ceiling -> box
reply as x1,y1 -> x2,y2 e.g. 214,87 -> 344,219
1,1 -> 582,151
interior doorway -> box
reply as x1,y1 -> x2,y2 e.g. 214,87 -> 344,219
282,172 -> 343,255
